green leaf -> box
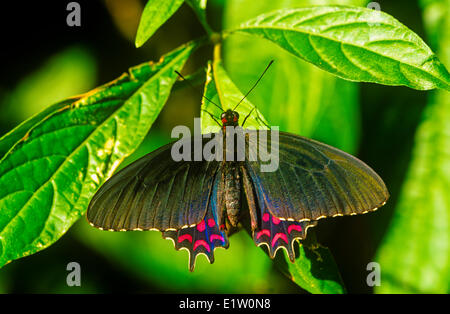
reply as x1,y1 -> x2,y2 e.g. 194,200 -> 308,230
201,59 -> 269,133
0,41 -> 199,267
375,1 -> 450,294
173,67 -> 206,91
224,0 -> 364,155
232,5 -> 450,91
135,0 -> 185,47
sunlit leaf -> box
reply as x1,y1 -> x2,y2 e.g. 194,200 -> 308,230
74,220 -> 274,293
0,41 -> 199,267
135,0 -> 185,47
232,5 -> 450,91
375,0 -> 450,294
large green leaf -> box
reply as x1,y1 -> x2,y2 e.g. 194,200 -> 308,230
224,0 -> 365,154
231,5 -> 450,91
0,41 -> 199,267
375,0 -> 450,293
202,56 -> 345,294
135,0 -> 185,47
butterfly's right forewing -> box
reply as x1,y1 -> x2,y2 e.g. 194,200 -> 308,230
245,131 -> 389,222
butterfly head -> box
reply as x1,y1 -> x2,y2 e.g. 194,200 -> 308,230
221,109 -> 239,128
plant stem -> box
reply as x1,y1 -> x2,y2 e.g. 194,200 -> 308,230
186,0 -> 214,37
213,42 -> 222,62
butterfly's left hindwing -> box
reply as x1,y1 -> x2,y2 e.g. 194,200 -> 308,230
162,171 -> 229,271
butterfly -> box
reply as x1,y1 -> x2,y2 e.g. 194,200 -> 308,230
86,62 -> 389,271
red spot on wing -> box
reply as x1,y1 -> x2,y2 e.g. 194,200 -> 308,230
256,229 -> 270,239
271,233 -> 288,247
272,216 -> 281,225
208,218 -> 216,228
288,224 -> 302,234
193,240 -> 211,252
197,220 -> 206,232
178,234 -> 192,243
262,213 -> 270,222
210,234 -> 224,243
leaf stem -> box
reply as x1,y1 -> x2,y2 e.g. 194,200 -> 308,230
186,0 -> 214,37
198,16 -> 214,37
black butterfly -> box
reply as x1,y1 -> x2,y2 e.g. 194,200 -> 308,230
86,63 -> 389,271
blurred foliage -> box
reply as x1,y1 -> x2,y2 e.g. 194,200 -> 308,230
375,0 -> 450,293
0,46 -> 96,127
0,0 -> 449,294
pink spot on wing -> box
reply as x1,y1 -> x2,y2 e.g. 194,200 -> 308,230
193,240 -> 210,252
178,234 -> 192,243
210,234 -> 224,243
288,224 -> 302,234
197,220 -> 206,232
271,233 -> 288,247
256,229 -> 270,239
272,216 -> 281,225
262,213 -> 270,222
208,218 -> 216,228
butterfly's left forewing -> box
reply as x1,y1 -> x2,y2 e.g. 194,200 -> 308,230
87,136 -> 221,232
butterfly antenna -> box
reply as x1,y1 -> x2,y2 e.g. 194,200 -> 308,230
233,60 -> 274,111
174,70 -> 223,112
